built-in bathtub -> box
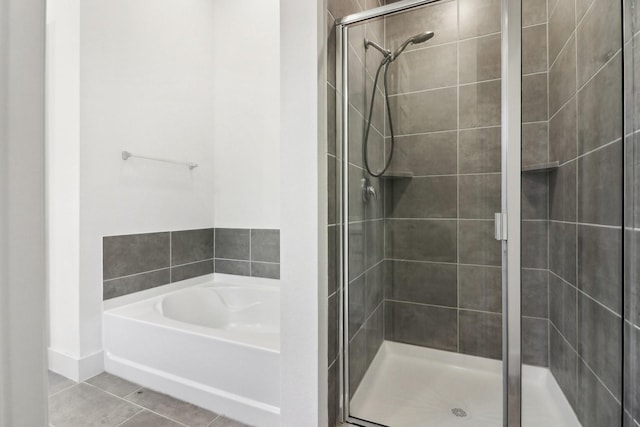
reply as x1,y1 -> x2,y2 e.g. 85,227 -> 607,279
103,273 -> 280,427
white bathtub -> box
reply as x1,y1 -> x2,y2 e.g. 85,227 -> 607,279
103,274 -> 280,427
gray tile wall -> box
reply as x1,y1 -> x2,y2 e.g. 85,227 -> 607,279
547,0 -> 623,423
214,228 -> 281,279
381,0 -> 550,367
327,0 -> 627,425
103,228 -> 280,300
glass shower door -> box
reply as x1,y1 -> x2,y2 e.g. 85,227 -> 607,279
337,0 -> 510,425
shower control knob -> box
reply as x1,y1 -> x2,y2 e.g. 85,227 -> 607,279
362,178 -> 378,202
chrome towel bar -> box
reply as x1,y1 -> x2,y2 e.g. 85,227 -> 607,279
121,151 -> 198,170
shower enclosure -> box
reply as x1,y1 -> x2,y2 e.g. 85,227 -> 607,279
331,0 -> 631,425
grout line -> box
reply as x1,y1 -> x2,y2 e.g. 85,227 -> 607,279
388,77 -> 501,99
83,382 -> 193,427
386,298 -> 503,316
103,267 -> 171,283
554,137 -> 622,168
548,218 -> 623,230
114,408 -> 145,427
47,381 -> 80,398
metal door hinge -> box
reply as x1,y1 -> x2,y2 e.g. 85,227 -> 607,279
494,212 -> 507,241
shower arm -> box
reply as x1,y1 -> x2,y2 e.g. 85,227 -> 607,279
364,39 -> 391,58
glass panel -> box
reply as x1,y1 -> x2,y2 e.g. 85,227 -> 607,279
342,1 -> 504,425
626,0 -> 640,425
521,0 -> 624,424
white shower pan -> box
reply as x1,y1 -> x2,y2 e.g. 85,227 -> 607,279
350,341 -> 581,427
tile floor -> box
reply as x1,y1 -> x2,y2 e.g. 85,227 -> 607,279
48,371 -> 251,427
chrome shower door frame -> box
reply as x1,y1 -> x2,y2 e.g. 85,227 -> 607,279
336,0 -> 522,425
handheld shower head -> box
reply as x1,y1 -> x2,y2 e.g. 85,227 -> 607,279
391,31 -> 435,60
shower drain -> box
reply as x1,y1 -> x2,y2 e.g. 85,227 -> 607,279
451,408 -> 468,418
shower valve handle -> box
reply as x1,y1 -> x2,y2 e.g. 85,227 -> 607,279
362,178 -> 378,202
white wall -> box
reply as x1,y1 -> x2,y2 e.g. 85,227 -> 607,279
47,0 -> 283,382
211,0 -> 281,229
0,0 -> 48,424
46,0 -> 82,377
48,0 -> 217,380
279,0 -> 327,425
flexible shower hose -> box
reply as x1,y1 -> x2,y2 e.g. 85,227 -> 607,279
363,55 -> 396,178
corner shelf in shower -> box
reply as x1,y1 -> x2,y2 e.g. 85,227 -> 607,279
521,161 -> 559,173
381,170 -> 414,179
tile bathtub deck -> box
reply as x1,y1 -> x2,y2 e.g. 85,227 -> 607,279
48,371 -> 251,427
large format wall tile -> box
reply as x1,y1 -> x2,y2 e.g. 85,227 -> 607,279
577,54 -> 622,154
459,80 -> 502,129
522,122 -> 548,166
171,260 -> 213,283
458,0 -> 501,39
522,173 -> 548,220
548,0 -> 575,65
522,221 -> 548,269
523,0 -> 546,26
385,219 -> 457,262
251,229 -> 280,263
385,0 -> 458,50
549,97 -> 577,164
549,221 -> 577,285
459,127 -> 502,173
103,269 -> 171,300
171,229 -> 213,266
577,140 -> 622,226
459,310 -> 502,359
214,228 -> 250,260
576,0 -> 621,87
458,220 -> 501,266
385,300 -> 458,351
523,316 -> 549,366
389,87 -> 458,134
458,265 -> 502,312
549,161 -> 577,222
521,268 -> 548,318
385,260 -> 458,307
550,325 -> 578,410
522,24 -> 547,74
389,132 -> 458,176
103,232 -> 170,280
458,33 -> 501,84
549,272 -> 578,348
549,35 -> 577,116
578,225 -> 622,313
522,73 -> 548,122
388,43 -> 457,94
386,176 -> 457,218
577,358 -> 622,427
459,174 -> 501,219
578,293 -> 622,399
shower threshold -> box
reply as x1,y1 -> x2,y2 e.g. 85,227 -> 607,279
349,341 -> 580,427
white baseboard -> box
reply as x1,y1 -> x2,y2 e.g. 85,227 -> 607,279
48,348 -> 104,382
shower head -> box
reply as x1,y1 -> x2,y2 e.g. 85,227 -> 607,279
391,31 -> 435,60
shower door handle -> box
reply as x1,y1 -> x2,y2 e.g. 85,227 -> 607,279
494,212 -> 507,241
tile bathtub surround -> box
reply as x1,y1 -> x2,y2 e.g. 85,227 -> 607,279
103,228 -> 214,300
103,228 -> 280,300
213,228 -> 281,279
47,371 -> 251,427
